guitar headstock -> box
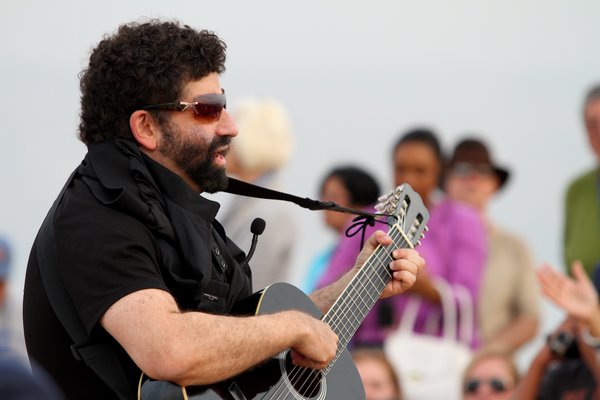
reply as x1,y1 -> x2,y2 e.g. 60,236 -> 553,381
375,183 -> 429,248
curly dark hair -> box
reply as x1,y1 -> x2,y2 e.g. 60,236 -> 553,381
78,19 -> 227,145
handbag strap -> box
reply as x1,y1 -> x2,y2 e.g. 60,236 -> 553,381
432,279 -> 457,341
397,280 -> 456,339
398,279 -> 474,345
397,296 -> 421,334
433,279 -> 474,345
453,284 -> 474,345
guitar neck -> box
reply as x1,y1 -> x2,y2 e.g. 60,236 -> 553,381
322,225 -> 409,350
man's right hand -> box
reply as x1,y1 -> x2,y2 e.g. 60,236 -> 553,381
286,311 -> 338,370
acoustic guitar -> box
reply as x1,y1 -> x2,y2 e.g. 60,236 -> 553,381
140,183 -> 429,400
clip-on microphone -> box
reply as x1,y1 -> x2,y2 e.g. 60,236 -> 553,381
240,218 -> 266,269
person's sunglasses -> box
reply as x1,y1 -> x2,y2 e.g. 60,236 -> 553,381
464,377 -> 510,394
142,90 -> 226,122
451,162 -> 494,177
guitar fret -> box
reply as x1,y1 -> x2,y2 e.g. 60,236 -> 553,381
324,228 -> 410,349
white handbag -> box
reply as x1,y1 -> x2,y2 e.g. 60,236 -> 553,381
383,279 -> 474,400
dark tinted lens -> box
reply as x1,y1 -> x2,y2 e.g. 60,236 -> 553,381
452,162 -> 493,177
452,163 -> 473,177
489,378 -> 507,392
191,103 -> 224,120
474,165 -> 494,175
465,379 -> 480,393
191,93 -> 226,121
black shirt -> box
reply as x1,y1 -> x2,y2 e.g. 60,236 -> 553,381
23,146 -> 252,400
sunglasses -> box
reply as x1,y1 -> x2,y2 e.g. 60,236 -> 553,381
451,162 -> 494,177
142,90 -> 227,122
464,377 -> 510,394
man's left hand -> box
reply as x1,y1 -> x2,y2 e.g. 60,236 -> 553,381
354,230 -> 425,299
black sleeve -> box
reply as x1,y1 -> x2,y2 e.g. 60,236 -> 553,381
53,185 -> 169,334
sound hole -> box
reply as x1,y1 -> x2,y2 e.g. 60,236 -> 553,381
285,352 -> 323,398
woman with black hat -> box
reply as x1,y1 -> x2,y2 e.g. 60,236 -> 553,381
445,138 -> 539,355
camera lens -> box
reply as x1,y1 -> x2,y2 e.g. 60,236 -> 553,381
549,331 -> 575,357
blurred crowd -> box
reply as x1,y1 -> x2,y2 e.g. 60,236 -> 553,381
218,84 -> 600,399
4,84 -> 600,399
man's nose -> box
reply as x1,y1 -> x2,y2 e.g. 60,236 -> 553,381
216,109 -> 238,137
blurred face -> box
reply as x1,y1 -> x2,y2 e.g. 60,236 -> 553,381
393,141 -> 440,202
0,281 -> 6,308
355,358 -> 399,400
445,163 -> 500,212
584,99 -> 600,160
320,176 -> 353,233
463,357 -> 515,400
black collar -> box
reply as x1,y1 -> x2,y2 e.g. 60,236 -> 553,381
141,153 -> 220,222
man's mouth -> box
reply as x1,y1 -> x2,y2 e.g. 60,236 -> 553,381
213,145 -> 230,163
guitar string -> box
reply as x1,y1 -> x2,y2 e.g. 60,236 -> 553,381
321,207 -> 410,348
292,209 -> 423,398
323,229 -> 412,368
266,221 -> 419,400
268,221 -> 414,400
265,212 -> 416,400
324,246 -> 390,352
267,200 -> 421,400
263,194 -> 405,400
265,242 -> 398,400
322,210 -> 415,355
264,244 -> 397,400
329,259 -> 386,350
308,227 -> 416,395
267,229 -> 409,400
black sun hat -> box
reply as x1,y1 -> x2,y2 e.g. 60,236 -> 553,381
448,138 -> 510,189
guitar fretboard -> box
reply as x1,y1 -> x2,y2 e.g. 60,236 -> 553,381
321,223 -> 412,372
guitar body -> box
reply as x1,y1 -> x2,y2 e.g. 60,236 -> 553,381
140,283 -> 365,400
141,183 -> 430,400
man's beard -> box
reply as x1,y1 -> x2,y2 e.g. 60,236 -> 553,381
158,120 -> 230,193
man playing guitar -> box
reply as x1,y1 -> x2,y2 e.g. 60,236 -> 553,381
23,19 -> 425,400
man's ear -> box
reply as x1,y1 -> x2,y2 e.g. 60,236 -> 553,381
130,110 -> 159,151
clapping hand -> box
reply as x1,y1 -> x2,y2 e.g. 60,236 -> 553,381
537,261 -> 599,326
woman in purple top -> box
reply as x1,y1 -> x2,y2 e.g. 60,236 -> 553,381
356,129 -> 486,349
310,166 -> 382,292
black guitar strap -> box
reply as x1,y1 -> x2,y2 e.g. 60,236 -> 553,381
35,169 -> 134,400
225,176 -> 379,218
225,177 -> 388,248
